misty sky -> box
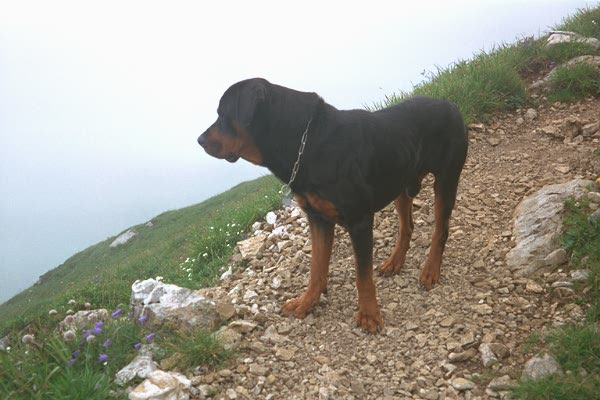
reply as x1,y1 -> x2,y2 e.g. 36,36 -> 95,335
0,0 -> 592,303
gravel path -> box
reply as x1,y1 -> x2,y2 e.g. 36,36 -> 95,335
197,98 -> 599,400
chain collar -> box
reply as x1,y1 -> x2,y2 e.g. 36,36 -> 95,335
280,118 -> 313,197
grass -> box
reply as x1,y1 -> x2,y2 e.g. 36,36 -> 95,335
513,189 -> 600,400
369,6 -> 600,124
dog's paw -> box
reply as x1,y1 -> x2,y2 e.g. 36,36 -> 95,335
281,296 -> 315,319
355,309 -> 384,334
419,266 -> 440,290
378,257 -> 403,277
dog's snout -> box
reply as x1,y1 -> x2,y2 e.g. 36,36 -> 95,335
197,133 -> 207,147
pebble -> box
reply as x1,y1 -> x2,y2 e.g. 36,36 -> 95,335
451,377 -> 475,391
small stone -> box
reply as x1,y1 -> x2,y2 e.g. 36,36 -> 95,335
526,281 -> 544,294
439,316 -> 455,327
451,377 -> 475,391
522,353 -> 563,381
213,327 -> 242,351
419,388 -> 439,400
555,165 -> 570,174
449,348 -> 477,362
489,343 -> 510,359
351,380 -> 367,397
249,364 -> 270,376
487,137 -> 501,146
524,108 -> 538,121
479,343 -> 498,367
215,303 -> 236,321
571,269 -> 590,282
582,121 -> 600,136
243,290 -> 259,302
487,375 -> 514,391
472,304 -> 493,315
275,348 -> 296,361
228,320 -> 257,334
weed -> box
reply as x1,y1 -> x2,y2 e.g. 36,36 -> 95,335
548,63 -> 600,103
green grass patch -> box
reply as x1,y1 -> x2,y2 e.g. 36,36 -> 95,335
555,6 -> 600,39
547,62 -> 600,103
370,5 -> 600,121
164,329 -> 232,371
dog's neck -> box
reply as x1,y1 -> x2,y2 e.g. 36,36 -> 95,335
253,92 -> 325,187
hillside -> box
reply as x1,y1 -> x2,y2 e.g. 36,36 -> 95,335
0,175 -> 282,333
1,6 -> 599,400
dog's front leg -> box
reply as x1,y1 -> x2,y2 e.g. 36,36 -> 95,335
348,214 -> 384,333
282,214 -> 334,319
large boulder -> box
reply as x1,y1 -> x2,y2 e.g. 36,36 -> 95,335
506,179 -> 592,276
130,279 -> 221,331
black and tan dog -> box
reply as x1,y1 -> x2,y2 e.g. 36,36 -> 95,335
198,78 -> 468,333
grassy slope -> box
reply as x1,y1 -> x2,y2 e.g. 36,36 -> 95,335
0,175 -> 282,334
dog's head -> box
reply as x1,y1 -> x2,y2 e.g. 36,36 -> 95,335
197,78 -> 267,165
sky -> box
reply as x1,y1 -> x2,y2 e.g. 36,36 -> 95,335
0,0 -> 593,303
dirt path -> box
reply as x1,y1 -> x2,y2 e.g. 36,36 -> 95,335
198,98 -> 600,400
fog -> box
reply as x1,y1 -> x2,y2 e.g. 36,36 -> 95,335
0,0 -> 591,303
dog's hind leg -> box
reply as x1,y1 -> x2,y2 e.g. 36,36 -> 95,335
379,193 -> 414,276
420,173 -> 460,289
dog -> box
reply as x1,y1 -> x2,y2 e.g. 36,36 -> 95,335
198,78 -> 468,333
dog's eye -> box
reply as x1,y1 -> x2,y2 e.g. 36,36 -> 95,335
217,119 -> 237,136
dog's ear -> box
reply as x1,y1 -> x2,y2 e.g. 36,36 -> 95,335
237,81 -> 266,127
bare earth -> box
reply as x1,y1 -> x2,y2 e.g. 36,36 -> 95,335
197,98 -> 600,400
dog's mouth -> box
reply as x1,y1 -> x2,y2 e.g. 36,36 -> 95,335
225,154 -> 240,163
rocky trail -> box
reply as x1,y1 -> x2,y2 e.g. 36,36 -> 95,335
183,97 -> 600,400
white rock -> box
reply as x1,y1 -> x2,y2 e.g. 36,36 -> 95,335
129,279 -> 220,332
110,229 -> 137,248
266,211 -> 277,225
220,266 -> 233,281
522,353 -> 563,381
451,377 -> 475,391
243,290 -> 258,302
507,180 -> 592,276
479,343 -> 498,367
115,355 -> 159,386
571,269 -> 590,282
546,31 -> 600,50
237,235 -> 267,259
129,370 -> 191,400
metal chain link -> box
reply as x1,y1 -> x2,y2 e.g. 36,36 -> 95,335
280,117 -> 313,197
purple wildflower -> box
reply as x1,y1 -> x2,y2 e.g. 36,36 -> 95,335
103,339 -> 112,349
134,343 -> 142,350
146,333 -> 156,343
139,315 -> 148,325
111,308 -> 123,318
549,61 -> 556,70
83,330 -> 92,339
69,359 -> 77,366
99,354 -> 109,363
95,322 -> 104,329
93,327 -> 102,335
72,350 -> 81,358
